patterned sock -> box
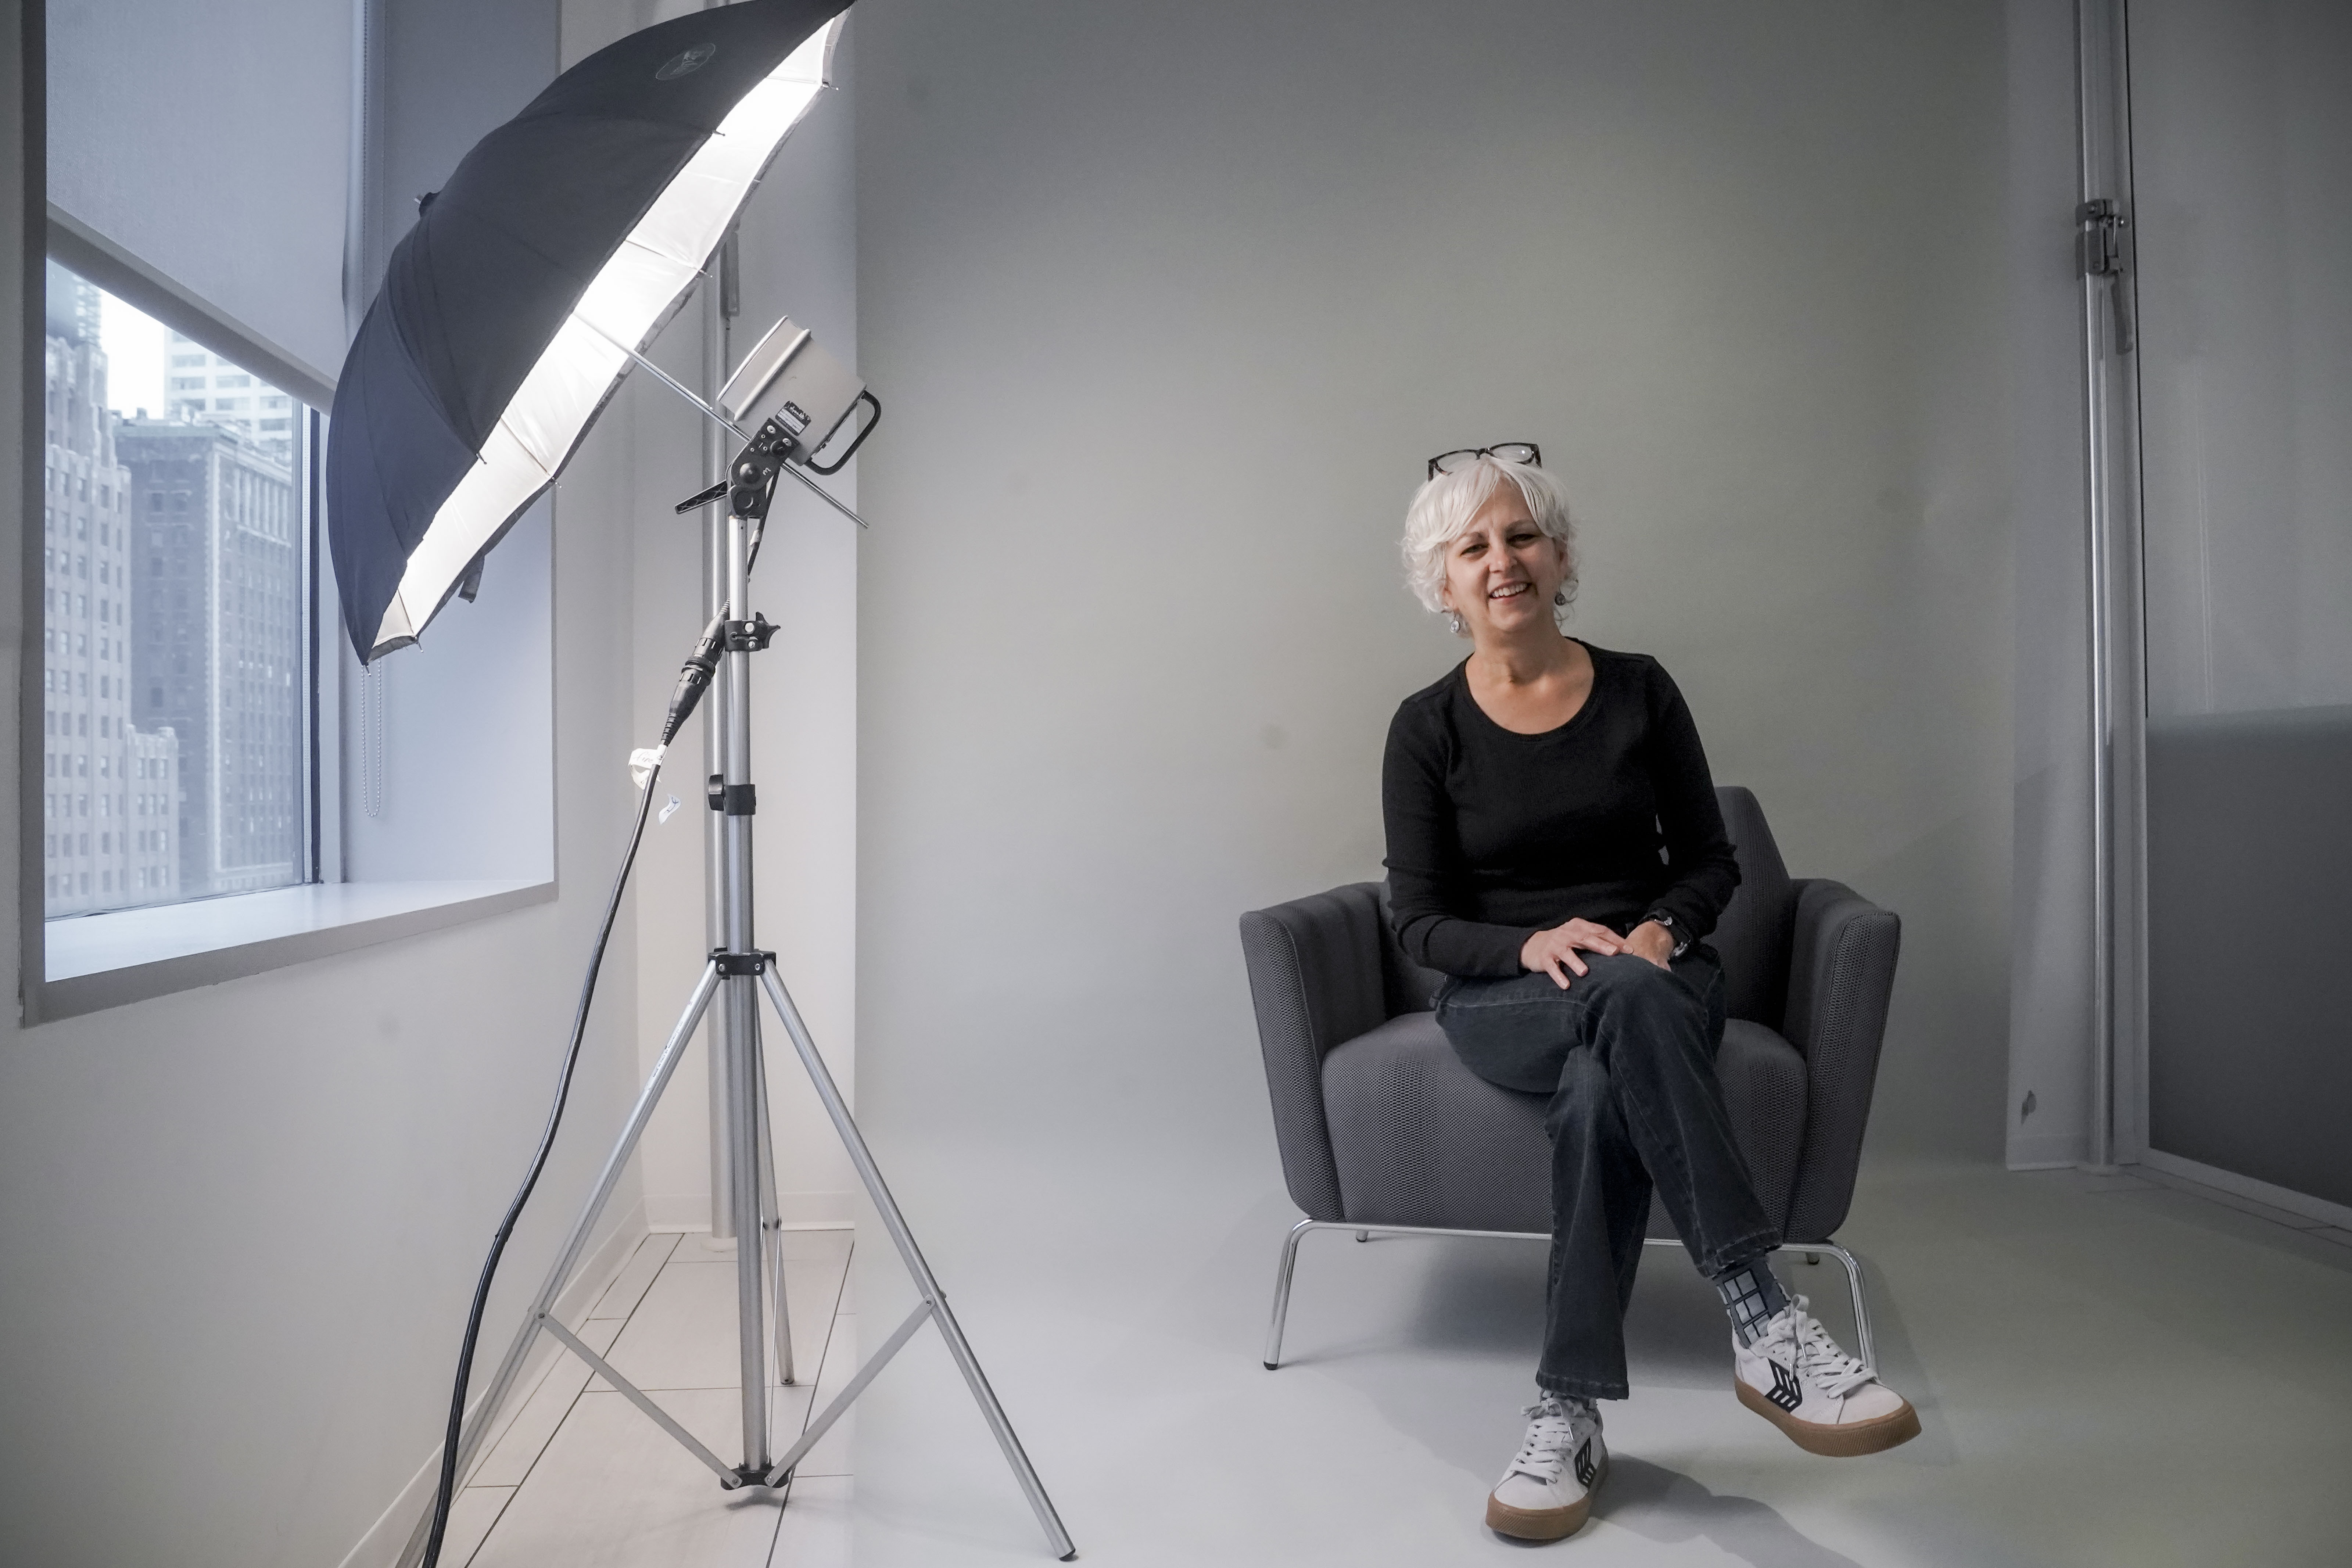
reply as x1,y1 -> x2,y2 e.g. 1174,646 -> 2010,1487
1533,1390 -> 1601,1441
1712,1255 -> 1789,1346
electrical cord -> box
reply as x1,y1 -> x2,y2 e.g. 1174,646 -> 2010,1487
419,756 -> 662,1568
416,588 -> 745,1567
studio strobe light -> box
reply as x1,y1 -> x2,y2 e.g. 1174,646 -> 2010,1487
324,5 -> 1073,1565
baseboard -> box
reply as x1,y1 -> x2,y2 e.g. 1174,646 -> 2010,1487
2005,1130 -> 2086,1170
646,1188 -> 854,1231
2137,1148 -> 2352,1230
332,1196 -> 650,1568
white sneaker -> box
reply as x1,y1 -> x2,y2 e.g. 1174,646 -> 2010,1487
1485,1392 -> 1607,1540
1732,1295 -> 1919,1457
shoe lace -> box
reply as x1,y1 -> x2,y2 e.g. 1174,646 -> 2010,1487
1763,1295 -> 1874,1399
1507,1396 -> 1589,1482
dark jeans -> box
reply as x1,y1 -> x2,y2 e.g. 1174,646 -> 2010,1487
1434,945 -> 1780,1400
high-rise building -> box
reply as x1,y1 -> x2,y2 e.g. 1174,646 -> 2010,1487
42,261 -> 180,915
118,416 -> 305,898
165,333 -> 297,466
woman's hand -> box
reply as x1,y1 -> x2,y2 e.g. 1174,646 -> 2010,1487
1624,921 -> 1675,970
1520,919 -> 1626,990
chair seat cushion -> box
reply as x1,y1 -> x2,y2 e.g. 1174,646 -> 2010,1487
1320,1013 -> 1808,1239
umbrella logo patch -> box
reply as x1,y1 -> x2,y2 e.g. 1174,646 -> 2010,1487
657,43 -> 717,80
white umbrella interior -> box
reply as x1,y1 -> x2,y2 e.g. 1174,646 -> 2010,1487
374,19 -> 838,654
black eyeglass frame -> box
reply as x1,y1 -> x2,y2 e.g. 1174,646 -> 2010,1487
1426,442 -> 1543,480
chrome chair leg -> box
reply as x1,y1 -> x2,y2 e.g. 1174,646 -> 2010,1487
1772,1240 -> 1875,1370
1821,1241 -> 1874,1371
1264,1218 -> 1319,1369
1264,1219 -> 1878,1379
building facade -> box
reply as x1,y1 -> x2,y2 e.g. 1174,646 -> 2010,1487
118,417 -> 305,898
165,334 -> 297,466
42,262 -> 178,915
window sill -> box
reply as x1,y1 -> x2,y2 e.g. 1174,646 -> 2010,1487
29,878 -> 555,1023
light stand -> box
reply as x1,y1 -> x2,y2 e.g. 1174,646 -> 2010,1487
401,390 -> 1075,1565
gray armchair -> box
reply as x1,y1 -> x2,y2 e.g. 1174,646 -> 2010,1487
1240,786 -> 1900,1371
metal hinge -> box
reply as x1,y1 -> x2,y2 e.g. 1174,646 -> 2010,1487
2077,198 -> 2129,276
2076,198 -> 2136,353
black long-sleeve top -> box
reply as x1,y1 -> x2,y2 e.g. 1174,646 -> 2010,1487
1381,643 -> 1741,978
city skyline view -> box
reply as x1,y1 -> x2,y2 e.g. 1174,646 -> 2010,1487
41,261 -> 310,919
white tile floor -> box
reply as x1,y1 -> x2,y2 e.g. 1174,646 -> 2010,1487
444,1226 -> 856,1568
430,1162 -> 2352,1567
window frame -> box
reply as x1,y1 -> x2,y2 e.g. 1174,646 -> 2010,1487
44,249 -> 323,916
18,55 -> 553,1025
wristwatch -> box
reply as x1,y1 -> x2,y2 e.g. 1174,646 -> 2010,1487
1641,910 -> 1689,958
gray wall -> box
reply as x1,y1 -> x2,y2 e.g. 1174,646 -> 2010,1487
2147,706 -> 2352,1209
851,0 -> 2024,1292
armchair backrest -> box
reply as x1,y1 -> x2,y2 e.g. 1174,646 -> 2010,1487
1711,785 -> 1797,1030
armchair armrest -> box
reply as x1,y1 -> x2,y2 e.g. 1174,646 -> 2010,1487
1781,879 -> 1902,1242
1239,883 -> 1391,1223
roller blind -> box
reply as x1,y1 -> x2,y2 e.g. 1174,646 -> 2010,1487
46,0 -> 354,379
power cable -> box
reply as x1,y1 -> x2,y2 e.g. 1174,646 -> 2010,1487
417,614 -> 730,1567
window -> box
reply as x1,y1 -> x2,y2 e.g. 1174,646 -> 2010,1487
40,259 -> 314,919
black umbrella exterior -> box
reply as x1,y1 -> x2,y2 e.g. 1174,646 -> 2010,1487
328,0 -> 845,662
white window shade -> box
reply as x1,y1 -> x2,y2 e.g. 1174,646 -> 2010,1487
46,0 -> 354,380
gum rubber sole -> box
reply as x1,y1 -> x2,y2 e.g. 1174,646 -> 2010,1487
1485,1458 -> 1604,1541
1736,1378 -> 1922,1456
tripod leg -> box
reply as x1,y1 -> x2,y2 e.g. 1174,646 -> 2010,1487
753,1022 -> 797,1386
397,964 -> 721,1568
758,968 -> 1078,1562
725,976 -> 771,1470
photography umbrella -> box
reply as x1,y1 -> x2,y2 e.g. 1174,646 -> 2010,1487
328,0 -> 845,662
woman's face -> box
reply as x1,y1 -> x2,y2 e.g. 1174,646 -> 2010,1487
1440,485 -> 1567,640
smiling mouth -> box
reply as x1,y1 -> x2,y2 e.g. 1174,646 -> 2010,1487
1489,582 -> 1531,600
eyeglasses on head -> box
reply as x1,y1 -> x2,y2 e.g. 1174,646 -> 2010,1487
1427,442 -> 1542,480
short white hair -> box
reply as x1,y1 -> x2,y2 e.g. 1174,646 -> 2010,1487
1399,456 -> 1578,624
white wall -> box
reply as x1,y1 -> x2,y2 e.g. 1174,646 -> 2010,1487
0,4 -> 656,1566
846,7 -> 2058,1539
852,0 -> 2022,1240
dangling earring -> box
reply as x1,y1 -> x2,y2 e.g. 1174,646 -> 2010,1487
1445,609 -> 1467,635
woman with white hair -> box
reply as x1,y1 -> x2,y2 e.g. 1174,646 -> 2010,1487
1383,446 -> 1916,1543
